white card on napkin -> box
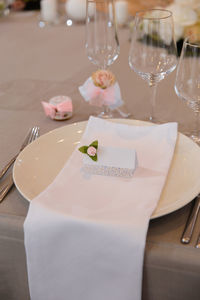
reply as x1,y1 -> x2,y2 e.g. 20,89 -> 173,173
24,117 -> 177,300
83,146 -> 137,177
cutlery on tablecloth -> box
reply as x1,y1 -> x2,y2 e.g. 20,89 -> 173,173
181,194 -> 200,244
0,126 -> 40,180
0,126 -> 40,203
195,232 -> 200,248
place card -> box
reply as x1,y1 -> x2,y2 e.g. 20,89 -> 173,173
82,146 -> 137,178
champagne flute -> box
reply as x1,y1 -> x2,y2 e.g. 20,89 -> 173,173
129,9 -> 177,122
85,0 -> 120,118
175,35 -> 200,145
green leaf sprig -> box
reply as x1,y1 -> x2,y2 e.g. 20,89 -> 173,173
78,140 -> 98,161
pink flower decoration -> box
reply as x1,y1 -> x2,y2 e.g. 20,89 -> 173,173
92,69 -> 116,89
87,146 -> 97,157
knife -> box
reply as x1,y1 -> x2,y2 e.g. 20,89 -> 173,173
195,232 -> 200,248
181,195 -> 200,244
0,126 -> 40,203
0,173 -> 14,203
0,126 -> 39,180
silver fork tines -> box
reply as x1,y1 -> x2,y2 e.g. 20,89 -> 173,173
28,126 -> 40,145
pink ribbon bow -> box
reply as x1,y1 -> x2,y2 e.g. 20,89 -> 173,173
86,80 -> 115,107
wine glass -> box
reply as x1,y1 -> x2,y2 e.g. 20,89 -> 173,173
129,9 -> 177,122
85,0 -> 120,118
175,35 -> 200,145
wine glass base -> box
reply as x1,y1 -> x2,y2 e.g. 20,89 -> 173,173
97,111 -> 113,119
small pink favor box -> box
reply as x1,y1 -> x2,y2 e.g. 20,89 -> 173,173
42,95 -> 73,121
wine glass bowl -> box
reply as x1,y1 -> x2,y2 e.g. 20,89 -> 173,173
86,0 -> 119,69
85,0 -> 120,118
129,9 -> 177,122
175,36 -> 200,144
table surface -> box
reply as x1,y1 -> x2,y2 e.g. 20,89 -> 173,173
0,11 -> 200,300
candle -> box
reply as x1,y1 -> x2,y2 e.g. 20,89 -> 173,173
41,0 -> 57,22
65,0 -> 86,22
115,1 -> 129,26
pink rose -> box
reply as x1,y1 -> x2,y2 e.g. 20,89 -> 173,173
87,146 -> 97,157
92,69 -> 116,89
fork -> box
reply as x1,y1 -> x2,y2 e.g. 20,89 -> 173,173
0,126 -> 40,180
0,126 -> 40,202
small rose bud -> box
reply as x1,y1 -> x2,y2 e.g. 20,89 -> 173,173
87,146 -> 97,157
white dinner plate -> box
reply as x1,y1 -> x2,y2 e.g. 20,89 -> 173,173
13,119 -> 200,219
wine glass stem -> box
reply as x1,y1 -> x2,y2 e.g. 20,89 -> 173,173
103,105 -> 110,115
98,105 -> 113,119
149,82 -> 157,122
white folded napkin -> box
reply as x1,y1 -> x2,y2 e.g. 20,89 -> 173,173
24,117 -> 177,300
